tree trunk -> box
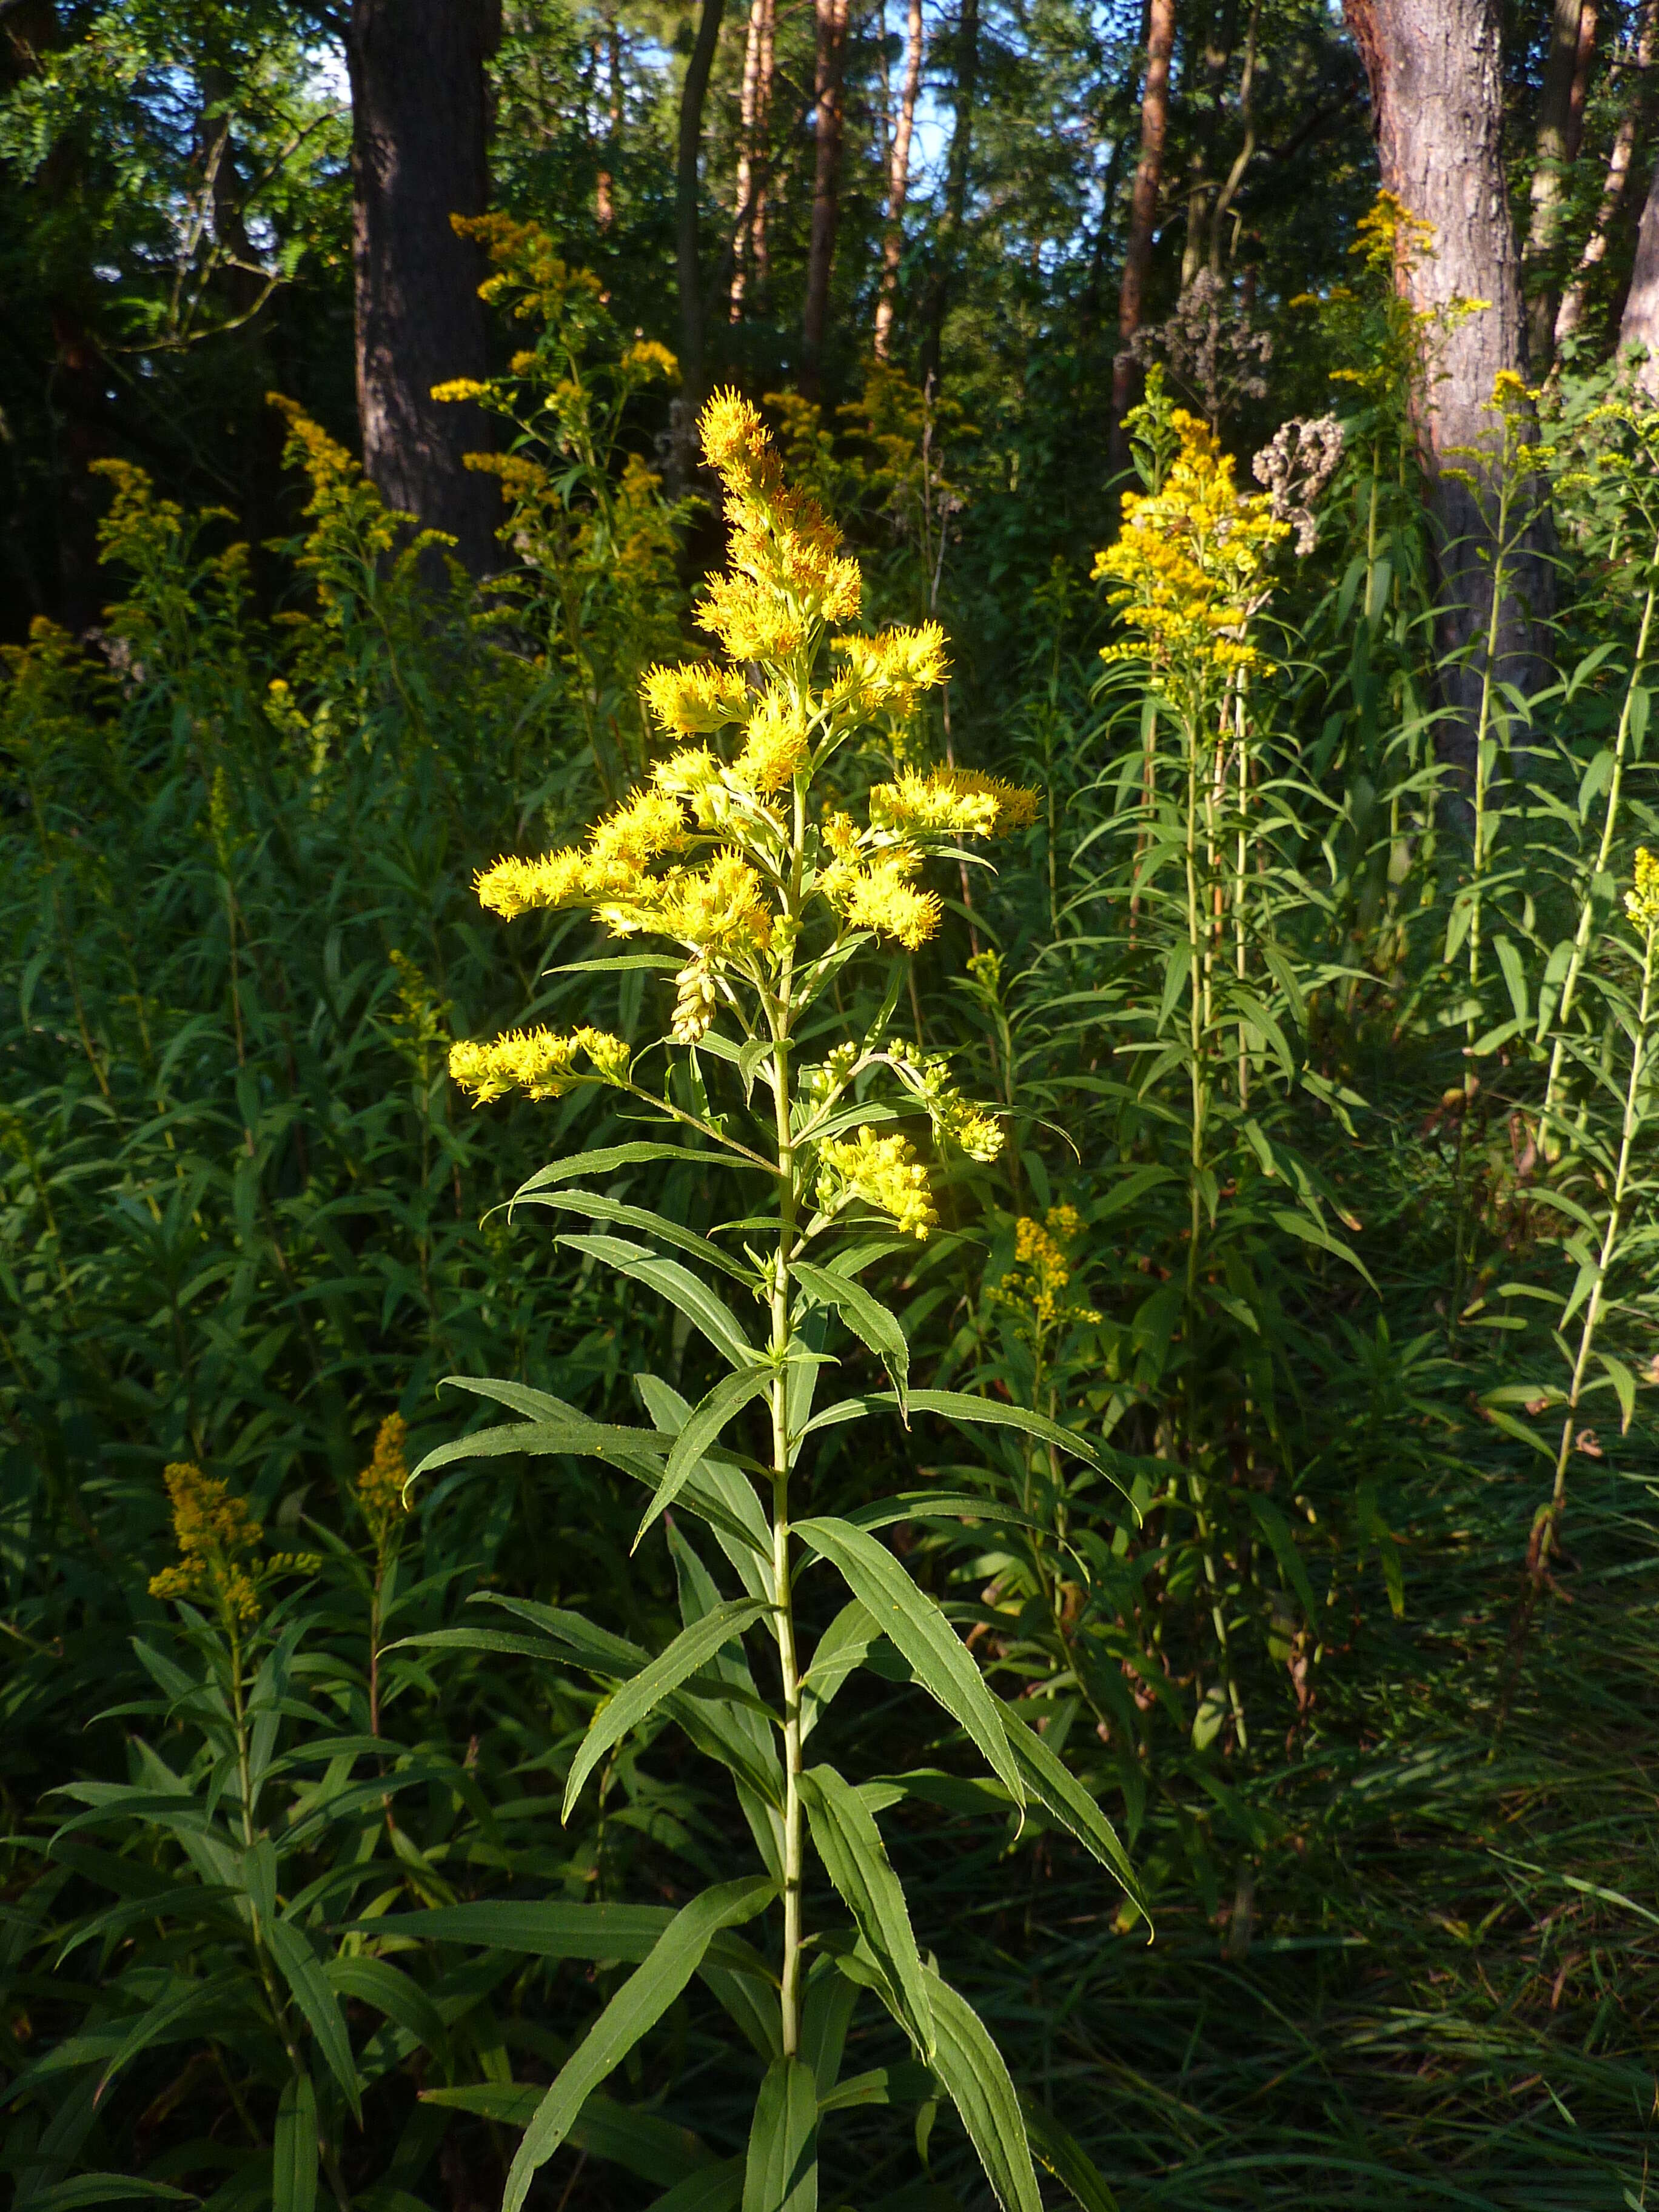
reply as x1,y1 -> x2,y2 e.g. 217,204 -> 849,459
1110,0 -> 1177,471
919,0 -> 982,389
1343,0 -> 1553,769
873,0 -> 924,358
596,5 -> 620,232
1524,0 -> 1590,374
676,0 -> 728,401
1566,0 -> 1598,160
1181,1 -> 1237,293
729,0 -> 775,319
347,0 -> 500,579
1557,0 -> 1655,350
1618,153 -> 1659,388
802,0 -> 851,392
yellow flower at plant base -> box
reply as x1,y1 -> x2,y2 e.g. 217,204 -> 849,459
355,1412 -> 410,1555
449,1025 -> 631,1105
817,1127 -> 938,1241
148,1462 -> 320,1629
1627,846 -> 1659,932
1094,409 -> 1289,681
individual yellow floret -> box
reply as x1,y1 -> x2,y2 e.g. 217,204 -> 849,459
831,849 -> 942,950
448,1026 -> 631,1105
817,1127 -> 937,1240
642,660 -> 752,736
736,692 -> 810,793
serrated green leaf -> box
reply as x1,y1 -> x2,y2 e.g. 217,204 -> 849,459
635,1370 -> 777,1547
793,1517 -> 1024,1806
559,1234 -> 760,1370
502,1877 -> 776,2212
743,2057 -> 818,2212
514,1142 -> 738,1198
792,1261 -> 908,1415
264,1919 -> 361,2120
1020,2095 -> 1120,2211
516,1187 -> 755,1281
922,1966 -> 1042,2212
646,2160 -> 745,2212
800,1764 -> 933,2054
995,1712 -> 1148,1928
273,2071 -> 319,2212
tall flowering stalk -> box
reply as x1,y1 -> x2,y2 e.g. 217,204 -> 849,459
425,395 -> 1144,2208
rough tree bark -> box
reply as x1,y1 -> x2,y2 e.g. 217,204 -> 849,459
1342,0 -> 1553,766
675,0 -> 727,401
1524,0 -> 1591,374
1181,1 -> 1238,292
873,0 -> 924,358
919,0 -> 982,389
347,0 -> 500,578
1110,0 -> 1177,471
729,0 -> 776,319
802,0 -> 851,392
1618,153 -> 1659,387
1558,0 -> 1655,350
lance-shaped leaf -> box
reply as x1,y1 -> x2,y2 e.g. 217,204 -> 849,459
514,1186 -> 756,1283
742,2057 -> 818,2212
514,1141 -> 751,1198
996,1709 -> 1148,1928
803,1391 -> 1138,1502
793,1517 -> 1024,1808
273,2070 -> 319,2212
563,1598 -> 771,1820
502,1876 -> 776,2212
1021,2095 -> 1121,2211
264,1917 -> 360,2120
635,1369 -> 777,1548
922,1965 -> 1042,2212
792,1260 -> 908,1416
558,1234 -> 759,1371
344,1899 -> 774,1986
799,1601 -> 879,1741
646,2162 -> 745,2212
799,1765 -> 933,2057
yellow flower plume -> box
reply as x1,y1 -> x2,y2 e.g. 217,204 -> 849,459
1627,846 -> 1659,932
817,1127 -> 937,1241
356,1412 -> 409,1555
148,1463 -> 320,1628
449,1025 -> 631,1105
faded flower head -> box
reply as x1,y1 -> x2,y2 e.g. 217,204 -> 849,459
1252,415 -> 1345,557
149,1462 -> 319,1631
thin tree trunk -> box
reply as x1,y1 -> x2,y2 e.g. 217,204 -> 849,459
1343,0 -> 1553,774
874,0 -> 924,358
730,0 -> 769,317
596,5 -> 620,231
1566,0 -> 1598,160
919,0 -> 982,389
347,0 -> 501,579
1525,0 -> 1590,373
677,0 -> 728,401
1181,1 -> 1237,292
802,0 -> 851,392
1110,0 -> 1177,471
1208,0 -> 1261,275
1618,152 -> 1659,388
1557,0 -> 1656,349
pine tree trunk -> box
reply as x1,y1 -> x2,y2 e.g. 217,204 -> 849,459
1618,153 -> 1659,387
919,0 -> 981,389
873,0 -> 924,358
802,0 -> 851,391
1342,0 -> 1553,771
1524,0 -> 1590,374
676,0 -> 728,401
730,0 -> 775,318
347,0 -> 501,580
1558,0 -> 1655,350
1110,0 -> 1177,469
1181,1 -> 1236,293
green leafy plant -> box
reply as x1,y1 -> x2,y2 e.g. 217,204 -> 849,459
416,392 -> 1147,2208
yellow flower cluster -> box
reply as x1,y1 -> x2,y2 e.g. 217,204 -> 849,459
1627,846 -> 1659,932
642,661 -> 754,737
736,691 -> 811,793
449,1025 -> 630,1105
830,623 -> 951,712
994,1205 -> 1101,1334
356,1412 -> 409,1555
868,766 -> 1040,840
887,1042 -> 1005,1161
476,789 -> 689,918
827,847 -> 942,951
602,852 -> 772,954
695,390 -> 864,660
1094,411 -> 1288,680
148,1463 -> 319,1629
817,1127 -> 937,1240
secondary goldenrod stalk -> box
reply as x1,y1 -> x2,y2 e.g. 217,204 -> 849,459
1541,557 -> 1659,1150
1533,892 -> 1655,1586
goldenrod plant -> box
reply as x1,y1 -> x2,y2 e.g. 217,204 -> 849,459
416,394 -> 1145,2210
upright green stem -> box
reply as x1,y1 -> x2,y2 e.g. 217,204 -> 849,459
1533,919 -> 1654,1584
767,775 -> 806,2060
1541,566 -> 1658,1149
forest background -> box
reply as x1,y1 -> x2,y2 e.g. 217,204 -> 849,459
4,0 -> 1659,2207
